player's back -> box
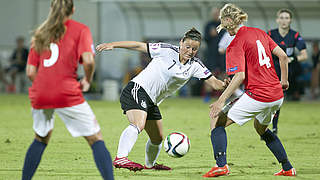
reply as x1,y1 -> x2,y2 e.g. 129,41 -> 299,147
28,19 -> 93,109
228,26 -> 283,102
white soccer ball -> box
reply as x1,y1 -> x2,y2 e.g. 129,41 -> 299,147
163,132 -> 190,158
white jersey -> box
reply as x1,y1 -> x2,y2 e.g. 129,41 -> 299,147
132,42 -> 212,105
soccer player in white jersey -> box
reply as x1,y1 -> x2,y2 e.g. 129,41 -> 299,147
96,28 -> 226,171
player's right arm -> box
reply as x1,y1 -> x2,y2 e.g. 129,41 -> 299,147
96,41 -> 147,53
272,46 -> 289,90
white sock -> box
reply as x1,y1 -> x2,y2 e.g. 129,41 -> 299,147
116,124 -> 140,158
145,139 -> 162,168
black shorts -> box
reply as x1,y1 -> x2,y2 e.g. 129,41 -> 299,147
120,81 -> 162,120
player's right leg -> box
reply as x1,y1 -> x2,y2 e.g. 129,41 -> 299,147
203,114 -> 233,178
22,109 -> 54,180
113,82 -> 152,171
113,109 -> 146,171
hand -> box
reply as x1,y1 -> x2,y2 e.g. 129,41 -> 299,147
223,77 -> 231,88
80,77 -> 91,92
209,100 -> 225,119
96,43 -> 114,52
280,80 -> 289,91
288,56 -> 297,63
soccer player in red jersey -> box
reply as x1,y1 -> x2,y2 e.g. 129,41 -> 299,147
203,4 -> 296,177
22,1 -> 113,180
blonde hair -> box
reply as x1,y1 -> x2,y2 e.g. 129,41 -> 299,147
217,3 -> 248,33
32,0 -> 73,53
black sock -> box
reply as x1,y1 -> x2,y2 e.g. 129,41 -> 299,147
91,140 -> 114,180
261,129 -> 292,171
22,139 -> 47,180
272,110 -> 280,130
211,126 -> 227,167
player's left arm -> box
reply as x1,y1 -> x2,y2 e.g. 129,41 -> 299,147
205,76 -> 226,90
26,64 -> 37,82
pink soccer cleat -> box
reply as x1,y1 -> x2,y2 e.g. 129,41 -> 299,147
203,165 -> 230,178
144,163 -> 172,170
113,157 -> 144,172
274,168 -> 296,176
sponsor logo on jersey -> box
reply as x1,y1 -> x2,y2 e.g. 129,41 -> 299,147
141,100 -> 147,108
228,66 -> 238,72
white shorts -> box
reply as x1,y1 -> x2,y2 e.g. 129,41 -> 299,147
227,93 -> 283,126
32,102 -> 100,137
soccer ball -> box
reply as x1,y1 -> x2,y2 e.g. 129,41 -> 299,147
163,132 -> 190,158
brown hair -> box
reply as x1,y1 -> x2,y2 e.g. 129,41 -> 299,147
277,8 -> 293,19
32,0 -> 73,53
182,27 -> 202,42
217,3 -> 248,33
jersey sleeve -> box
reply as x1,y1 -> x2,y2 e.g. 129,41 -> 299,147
294,32 -> 307,50
225,39 -> 245,75
266,34 -> 278,51
27,48 -> 40,67
192,59 -> 212,80
147,43 -> 175,59
78,26 -> 95,61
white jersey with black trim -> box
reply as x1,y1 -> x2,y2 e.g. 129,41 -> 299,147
131,42 -> 212,105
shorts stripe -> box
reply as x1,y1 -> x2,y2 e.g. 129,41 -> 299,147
131,83 -> 140,104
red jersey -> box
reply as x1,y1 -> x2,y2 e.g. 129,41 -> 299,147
226,26 -> 283,102
28,19 -> 94,109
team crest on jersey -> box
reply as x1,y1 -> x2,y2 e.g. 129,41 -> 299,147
183,71 -> 189,77
204,69 -> 210,75
141,100 -> 147,108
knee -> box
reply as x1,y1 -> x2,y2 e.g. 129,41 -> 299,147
85,132 -> 103,146
35,131 -> 52,144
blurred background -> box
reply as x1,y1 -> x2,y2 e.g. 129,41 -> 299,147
0,0 -> 319,101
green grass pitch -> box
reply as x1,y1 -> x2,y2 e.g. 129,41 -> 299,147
0,94 -> 319,180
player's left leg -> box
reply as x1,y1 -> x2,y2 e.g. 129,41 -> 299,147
144,119 -> 171,170
84,132 -> 114,180
203,114 -> 233,178
254,119 -> 296,176
272,109 -> 280,134
56,102 -> 114,179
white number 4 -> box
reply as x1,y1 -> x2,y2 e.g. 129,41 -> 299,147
44,43 -> 59,67
256,40 -> 271,68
